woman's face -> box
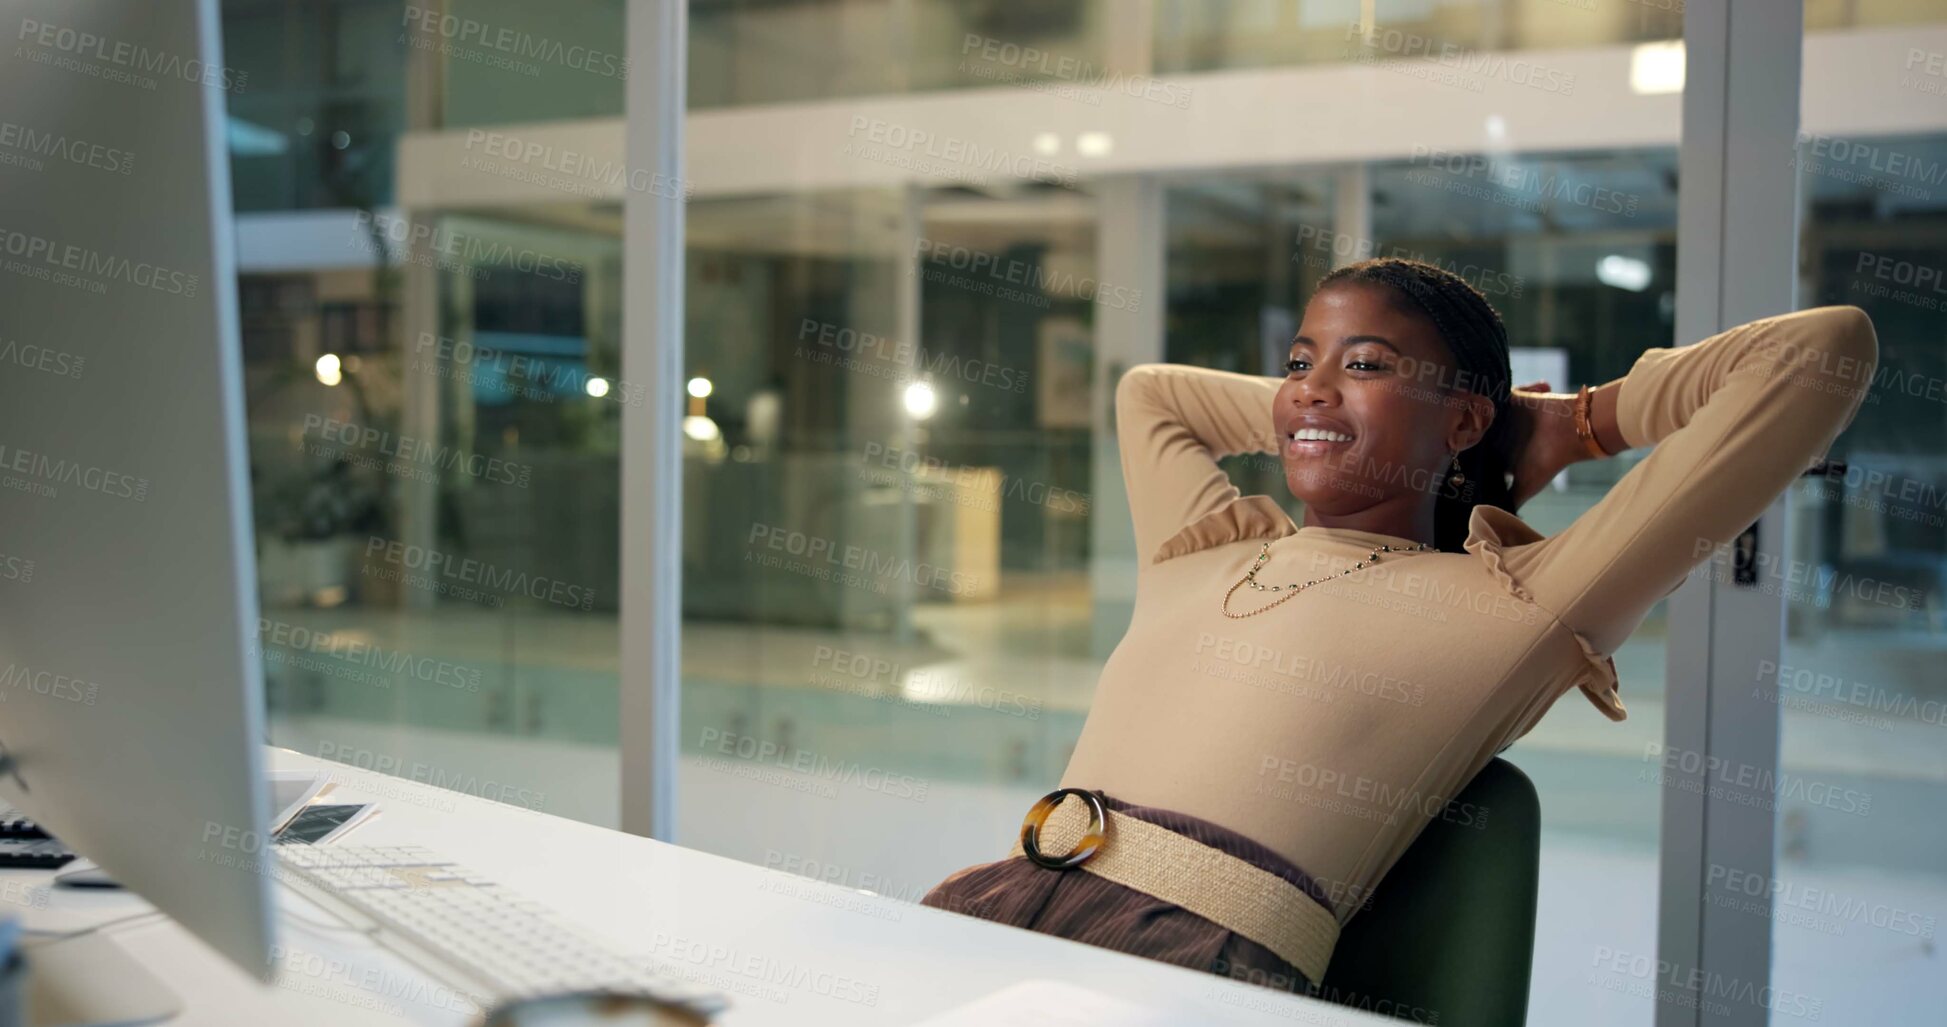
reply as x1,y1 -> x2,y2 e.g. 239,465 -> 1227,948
1274,282 -> 1490,516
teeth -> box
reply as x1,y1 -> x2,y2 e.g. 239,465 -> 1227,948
1291,428 -> 1353,443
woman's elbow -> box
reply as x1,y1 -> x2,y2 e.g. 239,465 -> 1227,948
1803,304 -> 1879,383
1114,363 -> 1169,413
1762,306 -> 1878,415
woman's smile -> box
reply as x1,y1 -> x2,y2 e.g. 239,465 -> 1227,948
1284,416 -> 1359,459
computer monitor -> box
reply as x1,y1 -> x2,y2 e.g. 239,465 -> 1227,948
0,0 -> 275,981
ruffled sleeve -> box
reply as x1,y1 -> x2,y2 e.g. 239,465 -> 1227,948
1468,308 -> 1876,723
1114,365 -> 1284,569
1466,506 -> 1627,721
1151,495 -> 1296,565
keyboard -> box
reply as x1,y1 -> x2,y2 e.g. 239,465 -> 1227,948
0,809 -> 49,838
275,844 -> 727,1020
0,807 -> 74,868
0,837 -> 75,869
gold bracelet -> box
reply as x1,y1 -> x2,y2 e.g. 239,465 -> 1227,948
1574,385 -> 1611,459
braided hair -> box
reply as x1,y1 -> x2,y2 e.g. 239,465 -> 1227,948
1315,257 -> 1521,552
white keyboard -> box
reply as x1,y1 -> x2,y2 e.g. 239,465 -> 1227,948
276,844 -> 727,1019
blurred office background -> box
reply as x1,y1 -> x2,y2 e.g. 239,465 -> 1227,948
225,1 -> 1946,1022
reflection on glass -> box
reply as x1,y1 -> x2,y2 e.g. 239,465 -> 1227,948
222,0 -> 406,211
1768,130 -> 1947,1024
1152,0 -> 1685,75
243,207 -> 625,827
676,186 -> 1097,869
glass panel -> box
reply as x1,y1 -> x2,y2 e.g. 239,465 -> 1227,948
690,0 -> 1112,109
223,0 -> 1943,1017
682,1 -> 1685,1022
688,0 -> 1698,106
1761,22 -> 1947,1020
675,184 -> 1095,866
237,199 -> 625,823
1806,0 -> 1947,31
224,0 -> 629,824
1152,0 -> 1685,76
222,0 -> 406,211
430,0 -> 627,127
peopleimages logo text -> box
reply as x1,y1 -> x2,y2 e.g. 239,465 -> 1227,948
845,116 -> 1076,187
0,228 -> 198,295
413,331 -> 647,407
461,130 -> 688,201
314,741 -> 546,810
401,6 -> 628,80
1343,23 -> 1575,95
1643,742 -> 1872,815
0,337 -> 84,379
915,239 -> 1142,311
15,18 -> 248,91
354,212 -> 581,284
796,318 -> 1032,393
958,33 -> 1192,109
254,618 -> 483,693
363,538 -> 595,611
300,414 -> 532,488
0,121 -> 134,175
0,442 -> 149,501
0,662 -> 100,705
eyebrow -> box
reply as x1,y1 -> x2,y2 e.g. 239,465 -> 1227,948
1291,335 -> 1401,353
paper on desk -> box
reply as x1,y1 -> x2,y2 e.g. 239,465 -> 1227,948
913,980 -> 1183,1026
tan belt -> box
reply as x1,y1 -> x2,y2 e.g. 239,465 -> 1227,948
1007,789 -> 1340,986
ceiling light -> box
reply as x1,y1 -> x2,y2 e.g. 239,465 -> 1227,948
1596,255 -> 1651,292
1630,42 -> 1685,95
902,381 -> 937,420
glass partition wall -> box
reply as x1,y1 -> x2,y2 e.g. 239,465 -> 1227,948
674,183 -> 1104,877
1757,21 -> 1947,1023
233,0 -> 630,829
671,5 -> 1691,1023
242,207 -> 625,825
223,0 -> 1947,1023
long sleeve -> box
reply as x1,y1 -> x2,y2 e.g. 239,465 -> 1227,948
1495,306 -> 1878,666
1115,364 -> 1283,565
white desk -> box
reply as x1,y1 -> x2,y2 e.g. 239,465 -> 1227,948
9,751 -> 1395,1026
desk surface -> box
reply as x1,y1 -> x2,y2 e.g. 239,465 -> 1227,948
10,751 -> 1396,1026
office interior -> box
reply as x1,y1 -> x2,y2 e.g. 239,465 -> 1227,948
33,0 -> 1947,1023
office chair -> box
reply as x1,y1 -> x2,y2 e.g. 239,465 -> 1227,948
1318,758 -> 1541,1027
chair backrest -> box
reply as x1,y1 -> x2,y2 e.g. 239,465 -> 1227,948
1317,758 -> 1541,1027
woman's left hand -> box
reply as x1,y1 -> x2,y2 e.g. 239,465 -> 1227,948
1504,380 -> 1584,507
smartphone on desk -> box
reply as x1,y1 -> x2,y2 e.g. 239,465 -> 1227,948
273,804 -> 372,845
57,801 -> 377,889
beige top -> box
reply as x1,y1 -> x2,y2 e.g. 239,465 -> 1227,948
1059,306 -> 1877,922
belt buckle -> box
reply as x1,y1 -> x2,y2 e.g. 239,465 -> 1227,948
1019,788 -> 1106,870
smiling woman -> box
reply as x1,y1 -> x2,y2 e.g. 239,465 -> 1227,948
1276,259 -> 1524,554
920,257 -> 1879,996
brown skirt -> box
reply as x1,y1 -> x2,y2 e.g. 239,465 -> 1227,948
920,792 -> 1329,995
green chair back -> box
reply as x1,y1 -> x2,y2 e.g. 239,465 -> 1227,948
1317,757 -> 1541,1027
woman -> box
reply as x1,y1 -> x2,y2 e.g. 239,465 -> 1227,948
920,257 -> 1877,995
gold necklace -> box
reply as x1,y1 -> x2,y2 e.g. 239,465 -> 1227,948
1221,537 -> 1434,619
